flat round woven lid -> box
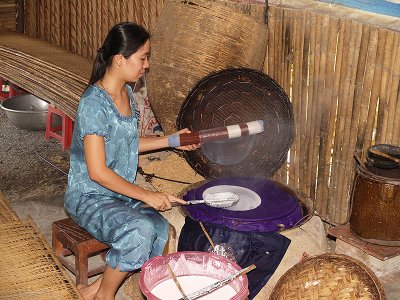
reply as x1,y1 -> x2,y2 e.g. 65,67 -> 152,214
270,253 -> 386,300
177,68 -> 294,179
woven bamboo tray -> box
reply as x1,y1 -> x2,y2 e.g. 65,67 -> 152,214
147,0 -> 268,134
0,219 -> 83,299
0,192 -> 19,223
269,253 -> 386,300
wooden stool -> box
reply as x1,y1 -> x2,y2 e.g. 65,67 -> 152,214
52,217 -> 177,285
52,217 -> 109,285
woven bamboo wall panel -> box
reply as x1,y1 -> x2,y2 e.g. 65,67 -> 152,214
24,0 -> 266,60
0,0 -> 15,31
21,1 -> 400,223
24,0 -> 165,59
267,5 -> 400,223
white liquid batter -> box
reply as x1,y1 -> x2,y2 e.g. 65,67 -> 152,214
150,275 -> 237,300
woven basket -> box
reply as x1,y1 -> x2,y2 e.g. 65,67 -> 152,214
146,0 -> 268,134
177,67 -> 294,179
269,253 -> 386,300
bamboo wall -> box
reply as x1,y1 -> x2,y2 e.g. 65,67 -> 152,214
0,0 -> 16,31
22,0 -> 400,223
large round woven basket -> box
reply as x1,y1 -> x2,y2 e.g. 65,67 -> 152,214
177,67 -> 294,179
269,253 -> 386,300
146,0 -> 268,134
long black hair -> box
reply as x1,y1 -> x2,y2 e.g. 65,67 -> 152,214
88,22 -> 150,87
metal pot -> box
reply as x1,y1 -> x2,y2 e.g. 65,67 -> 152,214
0,94 -> 58,131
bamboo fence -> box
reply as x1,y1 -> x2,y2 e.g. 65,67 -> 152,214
17,0 -> 400,223
0,0 -> 16,31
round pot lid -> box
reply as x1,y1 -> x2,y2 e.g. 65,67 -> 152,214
177,68 -> 295,179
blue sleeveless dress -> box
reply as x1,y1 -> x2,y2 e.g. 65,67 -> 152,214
64,84 -> 168,272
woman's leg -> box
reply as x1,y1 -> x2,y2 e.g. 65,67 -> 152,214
77,266 -> 128,300
94,266 -> 128,300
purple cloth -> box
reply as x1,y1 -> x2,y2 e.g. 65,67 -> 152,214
183,177 -> 303,233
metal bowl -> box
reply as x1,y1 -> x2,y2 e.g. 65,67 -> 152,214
0,94 -> 53,130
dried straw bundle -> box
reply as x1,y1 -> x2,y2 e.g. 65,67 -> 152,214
0,219 -> 83,299
146,0 -> 268,134
0,31 -> 92,120
270,253 -> 386,300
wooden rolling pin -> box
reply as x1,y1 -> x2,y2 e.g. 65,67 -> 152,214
370,148 -> 400,164
168,120 -> 264,147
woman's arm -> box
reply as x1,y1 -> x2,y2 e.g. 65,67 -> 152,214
84,134 -> 186,210
138,128 -> 200,153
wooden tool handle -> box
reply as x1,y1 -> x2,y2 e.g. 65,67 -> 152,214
141,202 -> 183,208
370,148 -> 400,163
167,264 -> 188,300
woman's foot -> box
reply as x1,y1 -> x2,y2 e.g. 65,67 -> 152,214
77,282 -> 100,300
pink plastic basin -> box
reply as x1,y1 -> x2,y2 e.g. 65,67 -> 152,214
139,251 -> 249,300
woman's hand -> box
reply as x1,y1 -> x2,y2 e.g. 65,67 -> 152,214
143,191 -> 187,211
173,128 -> 201,151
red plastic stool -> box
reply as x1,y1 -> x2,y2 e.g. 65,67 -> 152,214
45,105 -> 73,150
0,78 -> 10,100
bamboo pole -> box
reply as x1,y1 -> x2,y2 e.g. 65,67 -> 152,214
101,0 -> 109,45
355,27 -> 378,157
376,30 -> 394,143
338,22 -> 363,223
309,14 -> 322,204
329,20 -> 353,222
305,12 -> 317,199
24,0 -> 36,37
69,0 -> 77,53
121,0 -> 128,21
380,31 -> 396,143
315,16 -> 338,217
38,0 -> 45,40
76,1 -> 82,56
292,11 -> 300,190
314,14 -> 330,216
81,0 -> 88,58
301,11 -> 311,196
297,10 -> 307,194
63,0 -> 70,52
44,0 -> 51,42
384,34 -> 399,143
286,10 -> 297,188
